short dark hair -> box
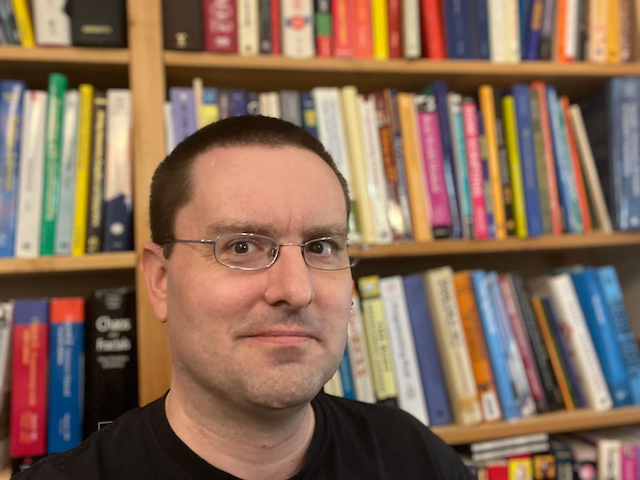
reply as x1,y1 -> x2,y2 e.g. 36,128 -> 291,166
150,115 -> 351,258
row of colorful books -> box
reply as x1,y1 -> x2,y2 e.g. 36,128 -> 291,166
166,77 -> 640,245
0,0 -> 126,47
459,428 -> 640,479
0,73 -> 134,259
0,288 -> 138,474
324,264 -> 640,427
163,0 -> 639,64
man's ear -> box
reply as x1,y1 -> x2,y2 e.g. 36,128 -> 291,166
141,241 -> 169,323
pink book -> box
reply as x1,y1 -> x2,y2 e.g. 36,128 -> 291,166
461,98 -> 489,239
621,443 -> 638,480
202,0 -> 238,53
414,93 -> 451,233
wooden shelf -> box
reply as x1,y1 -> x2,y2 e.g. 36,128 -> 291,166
433,406 -> 640,445
164,53 -> 640,96
349,232 -> 640,259
0,45 -> 129,64
0,252 -> 137,275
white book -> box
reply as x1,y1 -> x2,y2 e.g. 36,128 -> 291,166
546,274 -> 614,412
192,77 -> 204,129
281,0 -> 315,59
503,0 -> 521,62
323,369 -> 344,397
487,0 -> 507,62
569,104 -> 613,233
237,0 -> 259,56
423,267 -> 482,426
379,276 -> 430,425
471,433 -> 549,453
0,301 -> 14,416
32,0 -> 71,46
564,0 -> 579,61
347,289 -> 377,403
587,0 -> 608,63
164,102 -> 175,155
14,90 -> 47,258
54,89 -> 80,255
401,0 -> 421,58
259,92 -> 281,119
358,94 -> 393,244
312,87 -> 360,244
578,431 -> 622,480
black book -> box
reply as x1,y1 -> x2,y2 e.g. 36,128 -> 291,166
68,0 -> 127,47
162,0 -> 203,50
259,0 -> 271,54
86,91 -> 107,254
83,287 -> 138,439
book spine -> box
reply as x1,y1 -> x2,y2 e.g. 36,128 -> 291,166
475,0 -> 491,59
443,0 -> 473,58
282,0 -> 315,58
371,0 -> 389,60
478,113 -> 495,237
492,87 -> 516,235
387,0 -> 401,58
12,0 -> 33,46
563,0 -> 579,61
279,90 -> 301,125
271,0 -> 281,55
462,98 -> 489,239
69,0 -> 126,47
71,84 -> 93,256
607,0 -> 621,63
504,0 -> 522,62
487,0 -> 507,62
10,299 -> 49,457
380,276 -> 430,424
353,0 -> 373,58
620,0 -> 632,61
202,87 -> 219,126
347,287 -> 377,403
238,0 -> 259,55
162,0 -> 203,50
0,0 -> 20,45
331,0 -> 352,57
357,275 -> 398,406
300,91 -> 318,138
401,0 -> 421,58
84,91 -> 107,254
337,347 -> 355,399
54,90 -> 79,255
314,0 -> 332,57
421,0 -> 445,59
0,300 -> 13,416
425,267 -> 482,426
103,89 -> 133,252
169,87 -> 197,146
403,274 -> 452,425
618,78 -> 640,231
539,0 -> 555,59
621,443 -> 637,480
0,79 -> 25,257
31,0 -> 71,46
259,0 -> 272,54
40,73 -> 67,255
203,0 -> 238,53
587,0 -> 608,62
323,370 -> 344,397
528,86 -> 551,234
84,287 -> 138,438
523,0 -> 544,59
47,298 -> 84,453
14,90 -> 47,258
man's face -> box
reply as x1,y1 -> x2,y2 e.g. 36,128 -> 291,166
151,145 -> 353,411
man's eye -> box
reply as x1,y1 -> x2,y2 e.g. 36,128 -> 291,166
308,240 -> 334,255
230,241 -> 257,254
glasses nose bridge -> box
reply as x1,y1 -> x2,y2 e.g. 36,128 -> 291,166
272,242 -> 307,265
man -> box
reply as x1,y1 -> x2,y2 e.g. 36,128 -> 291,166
16,116 -> 472,479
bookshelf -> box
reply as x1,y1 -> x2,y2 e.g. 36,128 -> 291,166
2,0 -> 640,449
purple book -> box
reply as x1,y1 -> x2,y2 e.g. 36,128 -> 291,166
169,87 -> 197,146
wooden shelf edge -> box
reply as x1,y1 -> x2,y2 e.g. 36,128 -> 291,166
433,406 -> 640,445
164,52 -> 640,77
0,46 -> 129,65
349,233 -> 640,258
0,251 -> 137,274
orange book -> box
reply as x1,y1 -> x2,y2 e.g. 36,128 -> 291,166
454,271 -> 503,423
555,0 -> 567,62
531,296 -> 574,410
607,0 -> 621,63
560,96 -> 592,234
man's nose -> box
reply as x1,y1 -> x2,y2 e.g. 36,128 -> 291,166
263,245 -> 315,310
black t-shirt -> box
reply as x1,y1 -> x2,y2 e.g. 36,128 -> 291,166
14,392 -> 473,479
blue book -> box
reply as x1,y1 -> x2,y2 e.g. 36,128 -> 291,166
542,297 -> 586,408
512,84 -> 543,236
246,91 -> 260,115
523,0 -> 544,60
202,87 -> 218,125
471,270 -> 520,420
0,79 -> 25,257
431,82 -> 462,238
477,112 -> 495,238
547,85 -> 582,233
597,266 -> 640,405
520,0 -> 531,52
47,298 -> 84,454
300,92 -> 318,139
448,93 -> 473,238
338,347 -> 356,400
443,0 -> 474,58
474,0 -> 490,59
229,89 -> 248,117
169,87 -> 197,146
403,274 -> 452,426
572,268 -> 631,407
539,0 -> 556,59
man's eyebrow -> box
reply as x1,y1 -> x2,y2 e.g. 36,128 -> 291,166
205,222 -> 348,239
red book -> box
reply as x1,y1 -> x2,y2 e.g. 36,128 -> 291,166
354,0 -> 373,58
387,0 -> 402,57
421,0 -> 445,59
332,0 -> 354,56
9,299 -> 49,458
561,95 -> 592,233
271,0 -> 281,55
315,0 -> 332,57
531,81 -> 563,235
203,0 -> 238,53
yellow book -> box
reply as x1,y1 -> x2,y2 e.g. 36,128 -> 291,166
607,0 -> 621,63
71,84 -> 94,256
397,92 -> 432,243
192,77 -> 204,128
372,0 -> 389,60
341,86 -> 376,245
478,85 -> 506,239
501,95 -> 528,239
358,275 -> 398,403
12,0 -> 35,47
508,456 -> 533,479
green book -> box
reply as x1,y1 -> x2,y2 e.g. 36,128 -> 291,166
40,73 -> 68,255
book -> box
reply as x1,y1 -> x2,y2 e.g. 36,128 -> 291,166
387,0 -> 401,58
31,0 -> 71,46
259,0 -> 272,54
85,91 -> 107,254
169,87 -> 197,147
346,287 -> 376,403
203,0 -> 237,53
443,0 -> 474,58
353,0 -> 372,58
83,287 -> 138,438
421,0 -> 445,59
331,0 -> 353,57
0,301 -> 13,419
371,0 -> 388,60
282,0 -> 314,58
314,0 -> 331,57
238,0 -> 259,55
69,0 -> 126,47
162,0 -> 203,50
47,298 -> 84,453
528,85 -> 552,234
401,0 -> 421,58
337,348 -> 355,399
300,91 -> 317,138
11,0 -> 33,46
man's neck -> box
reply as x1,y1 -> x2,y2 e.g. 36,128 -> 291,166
164,383 -> 316,480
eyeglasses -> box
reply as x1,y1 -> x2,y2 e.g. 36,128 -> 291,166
166,233 -> 359,271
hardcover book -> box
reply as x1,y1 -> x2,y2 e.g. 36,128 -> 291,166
69,0 -> 126,47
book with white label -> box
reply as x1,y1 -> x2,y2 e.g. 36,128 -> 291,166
347,287 -> 377,403
281,0 -> 315,58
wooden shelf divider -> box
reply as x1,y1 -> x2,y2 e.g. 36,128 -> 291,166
0,251 -> 136,275
0,46 -> 129,64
